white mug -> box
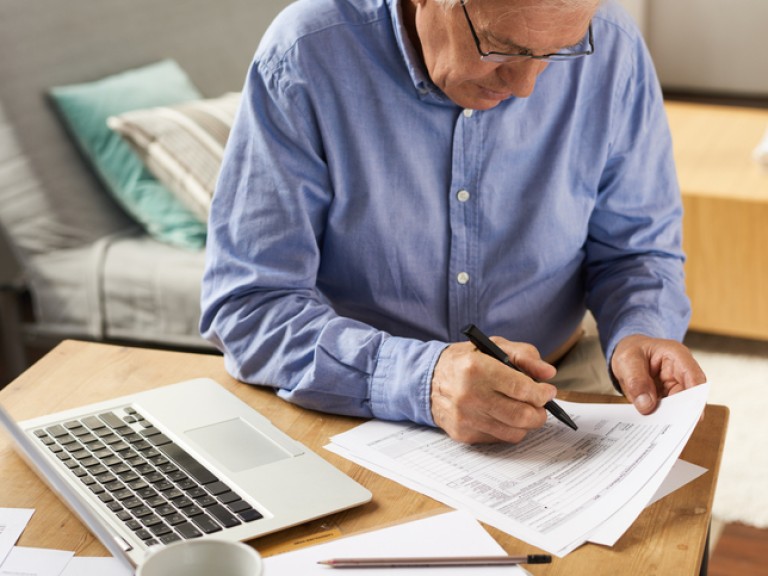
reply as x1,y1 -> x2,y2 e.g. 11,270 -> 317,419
136,539 -> 263,576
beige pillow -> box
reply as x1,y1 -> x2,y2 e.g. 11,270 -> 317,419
108,92 -> 240,221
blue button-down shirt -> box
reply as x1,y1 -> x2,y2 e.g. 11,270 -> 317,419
201,0 -> 690,426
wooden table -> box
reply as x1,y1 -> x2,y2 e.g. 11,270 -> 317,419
0,341 -> 728,575
666,101 -> 768,340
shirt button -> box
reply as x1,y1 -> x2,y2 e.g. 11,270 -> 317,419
456,189 -> 471,202
463,109 -> 474,118
457,272 -> 470,285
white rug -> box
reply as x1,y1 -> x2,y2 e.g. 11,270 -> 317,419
686,333 -> 768,528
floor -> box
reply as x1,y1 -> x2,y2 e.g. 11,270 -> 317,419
709,522 -> 768,576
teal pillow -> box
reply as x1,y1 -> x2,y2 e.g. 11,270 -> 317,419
49,59 -> 207,249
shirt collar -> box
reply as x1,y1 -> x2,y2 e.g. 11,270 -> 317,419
387,0 -> 448,103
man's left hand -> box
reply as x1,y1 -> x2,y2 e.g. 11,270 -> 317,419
611,334 -> 707,414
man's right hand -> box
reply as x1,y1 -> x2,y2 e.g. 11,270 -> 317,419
430,338 -> 558,444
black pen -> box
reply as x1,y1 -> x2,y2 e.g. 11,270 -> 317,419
462,324 -> 578,431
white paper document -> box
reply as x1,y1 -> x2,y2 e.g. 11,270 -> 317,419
60,557 -> 133,576
587,458 -> 707,546
0,546 -> 73,576
327,384 -> 709,557
263,510 -> 530,575
0,508 -> 34,566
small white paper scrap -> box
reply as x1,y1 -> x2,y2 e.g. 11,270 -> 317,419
0,508 -> 34,565
60,556 -> 133,576
0,546 -> 74,576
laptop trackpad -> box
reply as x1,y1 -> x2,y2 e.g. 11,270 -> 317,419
185,418 -> 293,473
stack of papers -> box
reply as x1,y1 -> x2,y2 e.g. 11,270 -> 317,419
327,384 -> 710,557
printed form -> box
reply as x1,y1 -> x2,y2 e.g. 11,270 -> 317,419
327,384 -> 709,556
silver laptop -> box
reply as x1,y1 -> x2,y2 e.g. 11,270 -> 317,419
0,378 -> 372,569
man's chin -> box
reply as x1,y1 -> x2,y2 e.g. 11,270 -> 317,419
463,87 -> 519,110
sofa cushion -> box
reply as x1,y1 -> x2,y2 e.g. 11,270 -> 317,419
108,92 -> 240,221
27,233 -> 212,349
101,235 -> 211,347
0,101 -> 135,260
49,60 -> 207,250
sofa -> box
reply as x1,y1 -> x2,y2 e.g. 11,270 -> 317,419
0,0 -> 292,379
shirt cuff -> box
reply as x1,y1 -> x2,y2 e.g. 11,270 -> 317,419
369,337 -> 448,426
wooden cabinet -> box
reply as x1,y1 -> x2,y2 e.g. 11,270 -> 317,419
665,101 -> 768,340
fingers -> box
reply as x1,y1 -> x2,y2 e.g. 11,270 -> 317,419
612,334 -> 708,416
612,342 -> 658,414
431,341 -> 556,444
505,340 -> 558,383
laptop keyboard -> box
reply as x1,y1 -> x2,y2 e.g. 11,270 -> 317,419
32,406 -> 264,547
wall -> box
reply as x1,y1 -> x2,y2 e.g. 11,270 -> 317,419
617,0 -> 768,98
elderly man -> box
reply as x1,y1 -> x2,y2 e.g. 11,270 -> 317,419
201,0 -> 706,444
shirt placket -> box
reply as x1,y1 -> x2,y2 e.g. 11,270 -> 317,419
447,107 -> 482,341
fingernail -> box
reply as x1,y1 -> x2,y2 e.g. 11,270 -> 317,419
634,393 -> 653,411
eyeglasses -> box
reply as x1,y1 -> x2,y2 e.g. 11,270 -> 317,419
460,0 -> 595,63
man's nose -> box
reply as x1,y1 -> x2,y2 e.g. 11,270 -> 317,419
499,60 -> 549,98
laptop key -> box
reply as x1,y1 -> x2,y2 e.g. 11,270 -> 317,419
135,486 -> 158,499
175,522 -> 202,539
148,434 -> 172,447
180,505 -> 204,518
191,514 -> 222,534
140,427 -> 162,438
208,504 -> 241,528
98,412 -> 126,430
166,513 -> 187,526
45,425 -> 68,438
141,515 -> 163,528
176,479 -> 197,491
145,496 -> 166,508
124,520 -> 141,531
158,443 -> 218,485
227,500 -> 251,513
156,505 -> 176,517
149,523 -> 173,536
195,495 -> 217,508
238,508 -> 264,522
159,533 -> 182,544
82,416 -> 106,430
217,491 -> 240,504
185,487 -> 206,499
206,481 -> 230,496
114,489 -> 134,501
